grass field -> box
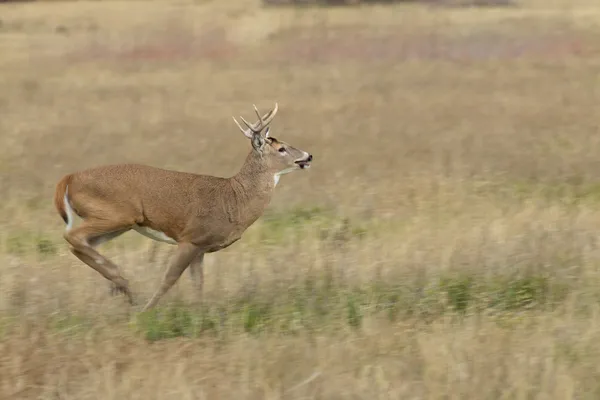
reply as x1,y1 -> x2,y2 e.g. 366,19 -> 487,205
2,0 -> 600,398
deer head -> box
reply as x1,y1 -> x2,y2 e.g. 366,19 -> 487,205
232,103 -> 313,182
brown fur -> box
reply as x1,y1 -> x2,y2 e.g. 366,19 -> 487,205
53,173 -> 72,225
55,104 -> 312,311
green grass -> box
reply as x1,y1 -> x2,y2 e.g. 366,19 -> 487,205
127,269 -> 570,342
254,205 -> 371,246
4,230 -> 58,258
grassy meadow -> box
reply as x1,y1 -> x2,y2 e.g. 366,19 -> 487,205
1,0 -> 600,398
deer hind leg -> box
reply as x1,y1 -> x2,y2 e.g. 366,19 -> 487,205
141,242 -> 200,312
88,229 -> 133,297
64,220 -> 135,305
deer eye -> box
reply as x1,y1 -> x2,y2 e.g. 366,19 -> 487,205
278,147 -> 286,153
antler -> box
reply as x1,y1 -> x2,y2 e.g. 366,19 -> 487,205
232,103 -> 279,138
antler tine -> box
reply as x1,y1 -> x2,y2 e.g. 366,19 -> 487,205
232,116 -> 248,134
239,115 -> 261,133
261,102 -> 279,127
253,104 -> 264,130
233,103 -> 280,136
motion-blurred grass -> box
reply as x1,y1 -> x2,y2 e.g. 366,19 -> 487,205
1,0 -> 600,398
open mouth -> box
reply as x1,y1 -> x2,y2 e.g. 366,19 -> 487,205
295,154 -> 313,170
295,160 -> 311,169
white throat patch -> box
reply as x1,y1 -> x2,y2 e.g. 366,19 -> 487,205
273,168 -> 296,187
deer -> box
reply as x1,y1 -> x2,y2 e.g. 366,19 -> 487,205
53,103 -> 312,311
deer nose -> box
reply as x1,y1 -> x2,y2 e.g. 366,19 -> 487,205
306,154 -> 313,162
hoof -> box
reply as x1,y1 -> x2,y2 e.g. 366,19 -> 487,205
109,284 -> 135,305
109,284 -> 127,296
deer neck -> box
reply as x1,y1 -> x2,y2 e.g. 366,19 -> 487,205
227,151 -> 275,226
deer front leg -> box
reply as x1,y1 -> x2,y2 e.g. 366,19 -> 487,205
141,242 -> 200,312
188,252 -> 205,296
147,241 -> 161,264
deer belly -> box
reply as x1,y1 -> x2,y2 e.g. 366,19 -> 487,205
133,225 -> 178,245
205,236 -> 241,253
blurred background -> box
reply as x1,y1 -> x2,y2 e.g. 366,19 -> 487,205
1,0 -> 600,398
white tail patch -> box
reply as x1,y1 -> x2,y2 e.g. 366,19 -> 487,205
133,225 -> 177,245
63,186 -> 75,232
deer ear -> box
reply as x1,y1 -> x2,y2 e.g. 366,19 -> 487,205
251,132 -> 265,151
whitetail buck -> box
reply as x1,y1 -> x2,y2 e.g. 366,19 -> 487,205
53,103 -> 312,311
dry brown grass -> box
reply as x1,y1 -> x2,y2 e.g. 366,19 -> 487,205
2,0 -> 600,398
